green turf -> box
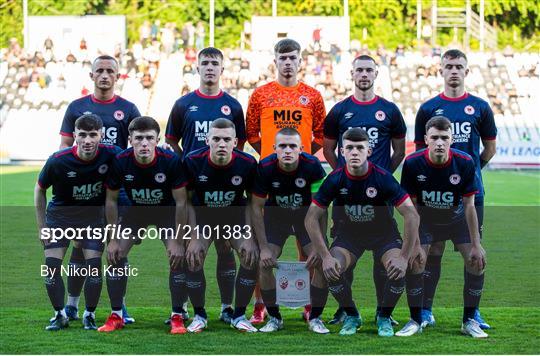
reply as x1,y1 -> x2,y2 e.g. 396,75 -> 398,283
0,168 -> 539,354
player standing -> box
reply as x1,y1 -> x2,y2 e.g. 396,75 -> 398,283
414,49 -> 496,329
305,128 -> 422,336
36,114 -> 120,330
165,47 -> 246,323
59,55 -> 141,323
246,38 -> 326,322
250,128 -> 328,332
400,116 -> 488,338
98,117 -> 188,334
323,54 -> 407,324
183,119 -> 260,333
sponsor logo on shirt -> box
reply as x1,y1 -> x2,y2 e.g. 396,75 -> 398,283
67,171 -> 77,178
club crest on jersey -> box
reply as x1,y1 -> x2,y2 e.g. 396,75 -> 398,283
295,178 -> 306,188
155,173 -> 166,183
221,105 -> 231,115
449,174 -> 461,185
113,110 -> 124,121
295,279 -> 306,290
464,105 -> 475,115
98,164 -> 108,174
67,171 -> 77,178
279,276 -> 288,290
299,95 -> 309,105
340,188 -> 349,195
417,175 -> 427,182
272,182 -> 280,188
125,174 -> 134,181
344,112 -> 354,119
375,110 -> 386,121
366,187 -> 378,198
231,175 -> 242,186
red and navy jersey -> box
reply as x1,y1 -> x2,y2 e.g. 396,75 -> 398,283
183,147 -> 257,208
313,162 -> 409,236
414,92 -> 497,194
253,152 -> 326,210
165,90 -> 246,159
38,144 -> 121,226
60,95 -> 141,149
401,148 -> 478,227
105,147 -> 187,206
324,95 -> 406,170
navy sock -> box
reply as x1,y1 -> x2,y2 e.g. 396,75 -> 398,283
170,265 -> 187,314
261,288 -> 281,319
373,258 -> 387,312
422,255 -> 442,310
406,272 -> 424,324
44,257 -> 65,311
216,249 -> 236,305
105,257 -> 128,311
233,266 -> 257,319
463,272 -> 484,322
67,247 -> 85,300
309,284 -> 329,320
186,269 -> 206,318
380,277 -> 405,318
84,257 -> 102,313
328,275 -> 358,316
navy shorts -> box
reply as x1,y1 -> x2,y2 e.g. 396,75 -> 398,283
43,224 -> 105,252
264,210 -> 311,248
331,233 -> 403,260
194,207 -> 247,241
121,207 -> 176,244
420,221 -> 471,246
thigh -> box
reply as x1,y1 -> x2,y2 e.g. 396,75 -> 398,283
329,246 -> 358,273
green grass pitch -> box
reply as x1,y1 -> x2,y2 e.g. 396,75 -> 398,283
0,166 -> 539,354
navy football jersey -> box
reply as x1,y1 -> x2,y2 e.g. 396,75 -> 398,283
401,148 -> 478,226
313,162 -> 409,237
38,144 -> 121,226
324,95 -> 406,170
414,92 -> 497,195
183,147 -> 257,208
165,90 -> 247,158
253,152 -> 326,210
105,147 -> 187,206
60,95 -> 141,149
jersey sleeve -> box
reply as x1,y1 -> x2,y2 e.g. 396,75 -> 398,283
37,156 -> 55,189
383,174 -> 409,207
479,103 -> 497,141
165,100 -> 186,142
390,105 -> 407,139
244,160 -> 258,193
105,158 -> 123,191
171,156 -> 189,189
252,165 -> 269,198
60,103 -> 77,137
127,103 -> 141,123
245,90 -> 262,144
414,105 -> 429,146
232,102 -> 247,144
462,160 -> 479,197
323,103 -> 341,140
312,174 -> 337,208
399,160 -> 416,198
311,90 -> 326,146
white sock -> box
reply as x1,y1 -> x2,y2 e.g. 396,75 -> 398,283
67,296 -> 80,308
83,310 -> 95,319
58,309 -> 67,318
112,309 -> 123,318
171,312 -> 182,317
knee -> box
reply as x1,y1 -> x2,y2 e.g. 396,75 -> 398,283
429,242 -> 445,256
410,258 -> 426,274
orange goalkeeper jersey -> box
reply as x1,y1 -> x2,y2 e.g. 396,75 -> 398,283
246,81 -> 326,159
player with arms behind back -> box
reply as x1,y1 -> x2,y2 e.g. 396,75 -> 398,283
414,49 -> 496,329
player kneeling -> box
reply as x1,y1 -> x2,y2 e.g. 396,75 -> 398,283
98,116 -> 189,334
183,119 -> 259,333
305,128 -> 423,336
250,128 -> 328,332
400,116 -> 487,338
35,114 -> 121,331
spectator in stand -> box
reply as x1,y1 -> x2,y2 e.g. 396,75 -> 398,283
140,20 -> 151,46
195,22 -> 205,51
